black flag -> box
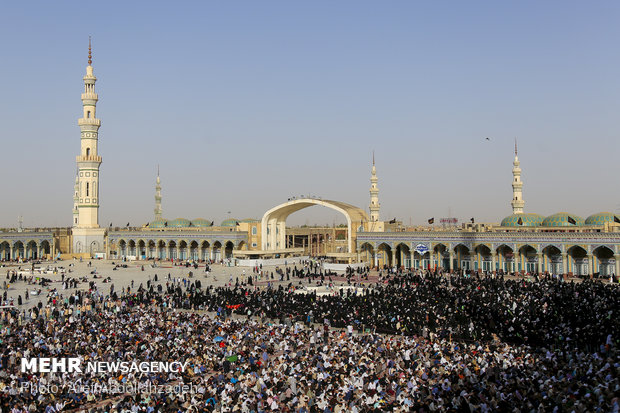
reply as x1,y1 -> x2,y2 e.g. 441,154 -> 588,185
109,223 -> 112,227
470,217 -> 475,223
145,222 -> 149,227
211,221 -> 214,226
428,218 -> 434,224
614,215 -> 620,224
567,216 -> 576,225
235,221 -> 240,226
517,217 -> 523,225
389,218 -> 396,224
164,222 -> 168,227
126,222 -> 130,227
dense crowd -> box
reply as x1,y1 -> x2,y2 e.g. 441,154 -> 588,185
0,266 -> 618,412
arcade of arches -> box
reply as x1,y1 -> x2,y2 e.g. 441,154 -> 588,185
358,242 -> 620,276
110,238 -> 246,262
0,240 -> 52,261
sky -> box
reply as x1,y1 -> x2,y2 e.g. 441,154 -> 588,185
1,1 -> 619,228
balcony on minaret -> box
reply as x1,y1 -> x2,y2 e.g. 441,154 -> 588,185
78,117 -> 101,127
81,92 -> 99,103
76,154 -> 102,162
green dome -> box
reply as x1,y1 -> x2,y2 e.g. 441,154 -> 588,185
501,213 -> 544,227
542,213 -> 584,227
168,218 -> 191,228
585,212 -> 620,226
191,218 -> 212,227
220,218 -> 239,227
149,219 -> 168,228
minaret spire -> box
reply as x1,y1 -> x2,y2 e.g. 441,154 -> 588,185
514,137 -> 518,156
154,166 -> 163,221
88,36 -> 92,65
511,140 -> 524,215
369,152 -> 380,222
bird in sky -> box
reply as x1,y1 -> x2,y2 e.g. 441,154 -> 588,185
485,137 -> 491,141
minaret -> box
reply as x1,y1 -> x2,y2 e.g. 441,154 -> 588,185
154,166 -> 163,220
75,37 -> 102,229
511,139 -> 525,214
72,38 -> 105,255
369,152 -> 380,222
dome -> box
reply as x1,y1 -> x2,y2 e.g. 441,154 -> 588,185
542,213 -> 584,227
191,218 -> 212,227
585,212 -> 620,226
220,218 -> 239,227
149,219 -> 168,228
500,213 -> 544,227
168,218 -> 191,228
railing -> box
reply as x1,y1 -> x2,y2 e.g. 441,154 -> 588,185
77,118 -> 101,126
76,155 -> 102,162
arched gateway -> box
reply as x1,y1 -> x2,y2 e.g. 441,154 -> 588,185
261,198 -> 368,254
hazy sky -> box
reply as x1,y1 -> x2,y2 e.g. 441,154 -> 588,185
1,1 -> 619,228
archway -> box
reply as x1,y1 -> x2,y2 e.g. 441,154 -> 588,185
377,243 -> 392,268
212,241 -> 222,262
475,244 -> 492,272
542,245 -> 562,275
567,245 -> 587,276
593,246 -> 614,277
147,240 -> 156,259
453,244 -> 471,271
359,242 -> 375,267
496,244 -> 514,273
179,240 -> 188,260
13,241 -> 24,260
118,240 -> 127,257
26,241 -> 38,259
224,241 -> 234,259
261,198 -> 368,255
517,245 -> 538,274
128,240 -> 136,257
434,244 -> 449,270
40,240 -> 51,259
395,243 -> 410,268
200,241 -> 210,261
168,240 -> 177,260
190,241 -> 199,261
157,240 -> 166,259
137,240 -> 146,259
0,242 -> 9,260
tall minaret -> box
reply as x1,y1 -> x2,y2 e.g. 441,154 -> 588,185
72,38 -> 105,255
154,166 -> 163,220
75,38 -> 102,229
511,139 -> 524,214
369,152 -> 380,222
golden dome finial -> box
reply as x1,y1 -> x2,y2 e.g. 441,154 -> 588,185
88,36 -> 92,65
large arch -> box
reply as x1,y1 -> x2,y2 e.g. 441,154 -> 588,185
261,198 -> 368,254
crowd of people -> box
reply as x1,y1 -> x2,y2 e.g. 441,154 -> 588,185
0,264 -> 618,412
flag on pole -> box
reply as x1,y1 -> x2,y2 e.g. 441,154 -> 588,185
567,216 -> 576,225
428,218 -> 434,224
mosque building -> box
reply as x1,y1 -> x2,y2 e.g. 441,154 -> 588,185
0,44 -> 619,278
